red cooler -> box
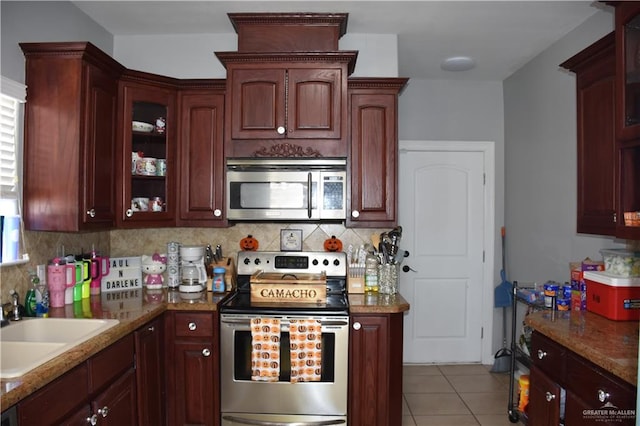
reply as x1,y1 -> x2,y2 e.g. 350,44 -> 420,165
583,271 -> 640,320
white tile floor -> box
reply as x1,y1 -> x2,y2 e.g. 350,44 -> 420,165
402,364 -> 517,426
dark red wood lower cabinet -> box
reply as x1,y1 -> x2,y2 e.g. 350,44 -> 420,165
349,313 -> 404,426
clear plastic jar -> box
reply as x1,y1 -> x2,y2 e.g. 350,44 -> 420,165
364,254 -> 379,293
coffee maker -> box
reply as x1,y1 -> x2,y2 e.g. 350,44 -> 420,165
179,246 -> 207,292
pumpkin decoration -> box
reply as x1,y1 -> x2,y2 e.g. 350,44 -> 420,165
240,234 -> 259,251
323,235 -> 343,252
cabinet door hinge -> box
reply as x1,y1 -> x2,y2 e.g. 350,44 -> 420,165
482,250 -> 485,262
481,327 -> 484,339
613,212 -> 617,223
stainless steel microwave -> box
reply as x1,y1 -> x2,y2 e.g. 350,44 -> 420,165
226,158 -> 347,221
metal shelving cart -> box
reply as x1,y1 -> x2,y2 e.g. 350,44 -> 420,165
507,281 -> 550,424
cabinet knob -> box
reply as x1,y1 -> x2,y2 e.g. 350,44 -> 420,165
353,322 -> 361,330
188,322 -> 197,331
97,406 -> 109,418
351,210 -> 360,219
147,325 -> 155,332
545,392 -> 556,402
537,349 -> 547,360
213,209 -> 222,217
597,389 -> 610,403
277,126 -> 286,135
86,209 -> 96,218
86,414 -> 98,425
126,209 -> 134,218
202,348 -> 211,357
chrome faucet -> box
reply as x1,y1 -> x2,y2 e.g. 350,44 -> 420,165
2,290 -> 23,323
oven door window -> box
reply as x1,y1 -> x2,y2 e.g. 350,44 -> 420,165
229,181 -> 317,210
233,330 -> 335,382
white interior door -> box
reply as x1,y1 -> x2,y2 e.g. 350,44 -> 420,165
399,141 -> 494,364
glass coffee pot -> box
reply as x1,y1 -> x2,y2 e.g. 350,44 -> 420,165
179,262 -> 204,293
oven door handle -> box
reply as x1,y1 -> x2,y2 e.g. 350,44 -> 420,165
222,415 -> 346,426
221,317 -> 349,328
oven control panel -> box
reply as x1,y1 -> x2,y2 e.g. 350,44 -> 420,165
237,251 -> 346,276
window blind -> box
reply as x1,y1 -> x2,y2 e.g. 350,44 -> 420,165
0,94 -> 18,198
1,77 -> 27,263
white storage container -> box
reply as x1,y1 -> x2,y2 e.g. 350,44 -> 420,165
600,249 -> 640,277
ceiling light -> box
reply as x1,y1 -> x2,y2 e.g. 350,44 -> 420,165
441,56 -> 476,72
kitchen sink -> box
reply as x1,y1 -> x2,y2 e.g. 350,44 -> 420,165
0,318 -> 119,378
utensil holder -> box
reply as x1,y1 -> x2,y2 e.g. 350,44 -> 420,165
348,276 -> 365,293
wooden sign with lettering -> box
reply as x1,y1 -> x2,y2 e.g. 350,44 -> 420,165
250,271 -> 326,303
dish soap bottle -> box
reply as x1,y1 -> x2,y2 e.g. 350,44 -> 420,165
24,271 -> 38,317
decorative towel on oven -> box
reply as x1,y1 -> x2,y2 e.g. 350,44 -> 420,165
251,318 -> 281,382
289,319 -> 322,383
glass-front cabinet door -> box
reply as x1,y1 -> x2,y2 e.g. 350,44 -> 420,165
615,3 -> 640,239
118,78 -> 176,227
619,5 -> 640,140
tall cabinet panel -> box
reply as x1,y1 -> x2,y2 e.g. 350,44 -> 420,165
135,317 -> 165,426
117,71 -> 177,228
177,83 -> 226,226
20,42 -> 123,231
614,2 -> 640,141
613,2 -> 640,239
347,78 -> 408,227
561,33 -> 617,236
349,313 -> 404,426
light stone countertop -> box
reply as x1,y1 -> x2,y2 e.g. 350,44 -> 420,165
525,310 -> 639,386
0,289 -> 227,410
348,292 -> 410,314
1,288 -> 409,410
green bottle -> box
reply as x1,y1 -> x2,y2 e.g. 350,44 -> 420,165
24,273 -> 38,317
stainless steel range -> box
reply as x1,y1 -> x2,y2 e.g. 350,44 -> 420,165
220,251 -> 349,426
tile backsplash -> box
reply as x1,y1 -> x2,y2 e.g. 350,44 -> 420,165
0,224 -> 383,303
0,230 -> 110,303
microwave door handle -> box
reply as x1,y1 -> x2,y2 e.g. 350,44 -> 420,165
307,172 -> 313,218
